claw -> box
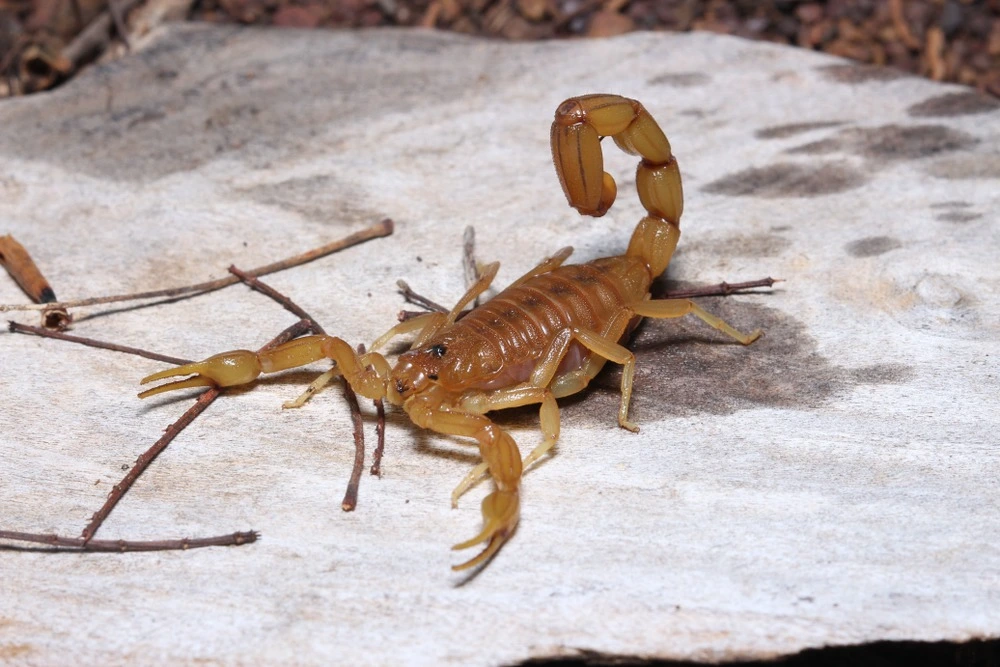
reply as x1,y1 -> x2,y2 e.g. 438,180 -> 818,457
452,489 -> 520,571
138,350 -> 263,399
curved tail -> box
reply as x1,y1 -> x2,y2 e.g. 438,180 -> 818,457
551,94 -> 682,279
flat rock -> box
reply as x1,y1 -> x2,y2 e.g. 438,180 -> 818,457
1,24 -> 998,665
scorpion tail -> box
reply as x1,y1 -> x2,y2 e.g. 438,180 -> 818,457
551,94 -> 683,279
452,489 -> 520,571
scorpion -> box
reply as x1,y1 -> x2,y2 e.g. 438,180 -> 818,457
138,94 -> 762,571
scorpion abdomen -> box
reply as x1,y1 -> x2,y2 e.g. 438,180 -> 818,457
445,255 -> 651,391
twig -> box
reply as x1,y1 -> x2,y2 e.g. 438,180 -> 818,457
0,234 -> 70,329
661,277 -> 782,300
0,218 -> 394,314
80,318 -> 315,544
228,265 -> 318,326
0,530 -> 258,552
371,398 -> 386,477
9,321 -> 191,365
462,226 -> 480,308
396,279 -> 448,314
340,347 -> 366,512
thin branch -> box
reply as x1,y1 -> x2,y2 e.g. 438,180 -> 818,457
462,226 -> 480,308
228,265 -> 319,327
0,529 -> 258,552
340,351 -> 366,512
9,321 -> 191,365
661,277 -> 782,300
0,218 -> 394,314
80,319 -> 316,544
0,234 -> 70,328
396,279 -> 448,314
371,398 -> 386,478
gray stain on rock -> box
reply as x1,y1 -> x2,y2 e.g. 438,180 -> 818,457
236,174 -> 382,226
907,92 -> 1000,118
854,124 -> 978,161
935,211 -> 983,223
755,121 -> 846,140
0,27 -> 481,183
684,233 -> 792,259
647,72 -> 711,87
850,363 -> 915,385
787,125 -> 978,161
702,163 -> 868,198
817,63 -> 911,83
845,236 -> 902,258
561,301 -> 845,423
926,153 -> 1000,180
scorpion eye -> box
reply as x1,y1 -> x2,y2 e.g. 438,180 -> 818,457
429,344 -> 447,358
427,373 -> 439,380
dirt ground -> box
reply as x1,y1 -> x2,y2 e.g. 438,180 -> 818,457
1,0 -> 998,98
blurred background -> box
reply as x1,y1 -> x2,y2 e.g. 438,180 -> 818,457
1,0 -> 998,97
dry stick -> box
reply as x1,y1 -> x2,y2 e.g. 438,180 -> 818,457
339,347 -> 367,512
0,218 -> 394,314
80,318 -> 316,545
371,399 -> 386,478
462,226 -> 480,308
0,529 -> 258,552
227,265 -> 321,327
8,321 -> 191,366
396,279 -> 448,314
0,234 -> 71,329
657,277 -> 781,300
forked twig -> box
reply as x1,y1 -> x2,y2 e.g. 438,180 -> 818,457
397,279 -> 448,314
0,219 -> 393,314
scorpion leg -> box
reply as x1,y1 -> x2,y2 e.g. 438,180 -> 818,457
404,261 -> 501,349
631,299 -> 762,345
139,335 -> 393,403
370,312 -> 446,352
452,387 -> 559,506
507,246 -> 573,290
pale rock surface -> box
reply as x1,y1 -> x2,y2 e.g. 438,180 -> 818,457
1,24 -> 998,665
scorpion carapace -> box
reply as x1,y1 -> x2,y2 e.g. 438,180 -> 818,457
138,94 -> 762,571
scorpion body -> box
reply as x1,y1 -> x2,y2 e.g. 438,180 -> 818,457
139,94 -> 761,570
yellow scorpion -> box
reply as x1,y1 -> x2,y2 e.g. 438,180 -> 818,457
139,94 -> 761,570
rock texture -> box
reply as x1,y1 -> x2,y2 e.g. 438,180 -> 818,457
1,25 -> 998,665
